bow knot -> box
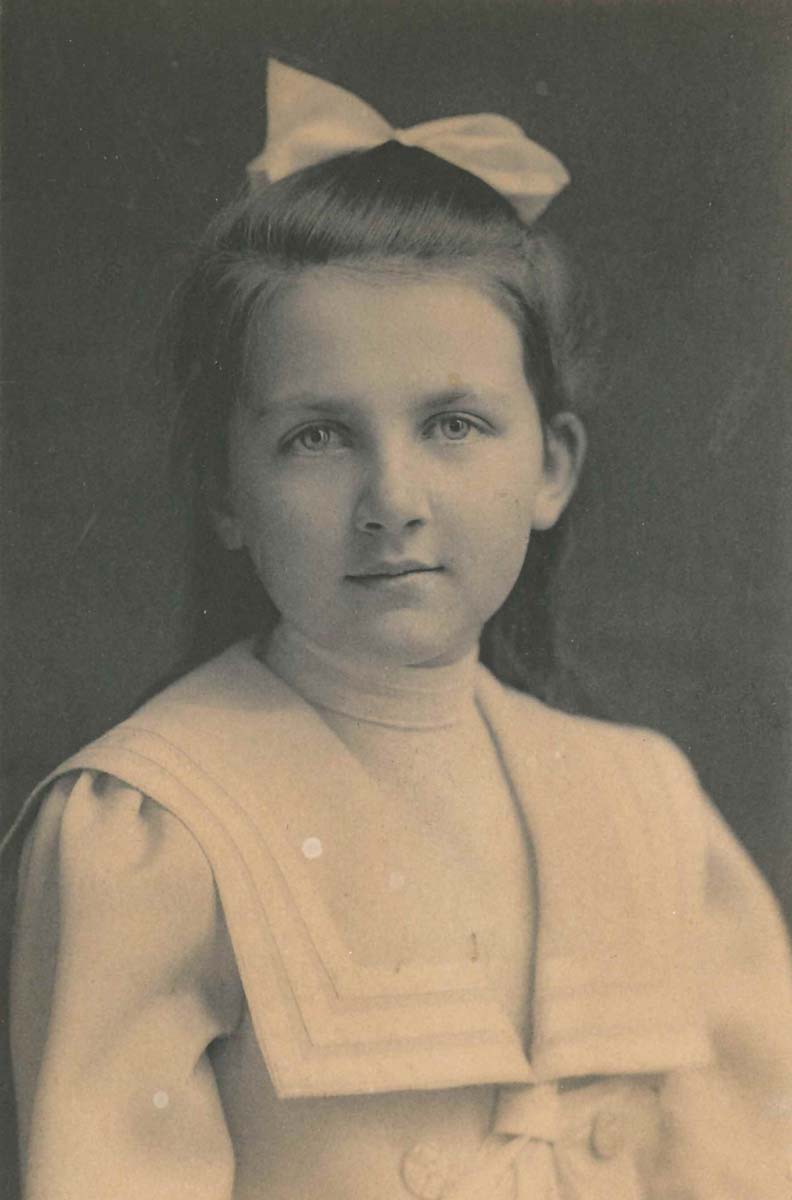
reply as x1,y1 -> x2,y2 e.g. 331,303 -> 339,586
493,1081 -> 562,1142
441,1084 -> 561,1200
247,60 -> 569,224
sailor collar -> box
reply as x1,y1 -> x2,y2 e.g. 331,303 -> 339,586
14,641 -> 711,1097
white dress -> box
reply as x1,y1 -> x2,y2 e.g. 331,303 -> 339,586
8,627 -> 792,1198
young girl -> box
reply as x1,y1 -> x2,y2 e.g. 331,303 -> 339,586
6,59 -> 792,1200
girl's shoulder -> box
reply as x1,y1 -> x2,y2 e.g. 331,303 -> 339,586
480,663 -> 703,802
11,769 -> 241,1086
18,770 -> 221,969
493,670 -> 788,927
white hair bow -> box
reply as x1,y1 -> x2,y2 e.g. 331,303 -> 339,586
247,60 -> 570,223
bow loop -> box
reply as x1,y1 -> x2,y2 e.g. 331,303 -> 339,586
395,114 -> 569,222
247,59 -> 392,183
247,60 -> 569,222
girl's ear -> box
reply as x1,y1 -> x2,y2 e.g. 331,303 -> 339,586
206,478 -> 245,551
213,509 -> 245,551
532,411 -> 587,530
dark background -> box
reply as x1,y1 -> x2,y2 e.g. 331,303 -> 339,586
1,0 -> 790,1186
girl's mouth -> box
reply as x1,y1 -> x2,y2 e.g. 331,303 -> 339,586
347,562 -> 443,585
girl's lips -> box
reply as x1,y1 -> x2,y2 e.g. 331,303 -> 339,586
347,565 -> 444,586
348,561 -> 442,580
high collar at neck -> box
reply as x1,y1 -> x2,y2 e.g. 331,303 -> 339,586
262,621 -> 479,730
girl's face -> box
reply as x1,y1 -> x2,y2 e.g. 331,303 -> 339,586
215,268 -> 583,667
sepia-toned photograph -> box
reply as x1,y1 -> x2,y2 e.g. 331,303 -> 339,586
2,1 -> 791,1196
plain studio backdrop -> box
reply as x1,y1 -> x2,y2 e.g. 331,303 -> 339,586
1,0 -> 790,1188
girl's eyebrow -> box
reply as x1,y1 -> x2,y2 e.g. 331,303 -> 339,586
415,387 -> 510,411
251,386 -> 511,415
246,392 -> 355,416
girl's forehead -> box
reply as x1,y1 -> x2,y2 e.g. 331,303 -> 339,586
260,261 -> 514,320
244,267 -> 529,403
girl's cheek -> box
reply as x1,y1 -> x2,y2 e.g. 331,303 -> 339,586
244,486 -> 346,565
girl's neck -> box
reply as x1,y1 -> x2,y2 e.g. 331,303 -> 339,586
262,620 -> 480,729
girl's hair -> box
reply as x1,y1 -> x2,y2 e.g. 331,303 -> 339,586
166,141 -> 599,706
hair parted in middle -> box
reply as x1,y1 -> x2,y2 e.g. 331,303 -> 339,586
166,140 -> 600,706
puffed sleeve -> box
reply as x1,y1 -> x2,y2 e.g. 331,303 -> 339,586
654,747 -> 792,1197
10,770 -> 244,1200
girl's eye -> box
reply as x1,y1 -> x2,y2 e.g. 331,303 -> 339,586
287,424 -> 345,453
428,414 -> 482,442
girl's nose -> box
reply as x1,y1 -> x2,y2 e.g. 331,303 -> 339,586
354,446 -> 430,535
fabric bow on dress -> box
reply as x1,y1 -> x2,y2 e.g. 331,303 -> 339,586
402,1082 -> 648,1200
445,1083 -> 563,1200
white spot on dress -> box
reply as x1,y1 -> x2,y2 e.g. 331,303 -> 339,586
302,836 -> 323,860
153,1091 -> 169,1110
